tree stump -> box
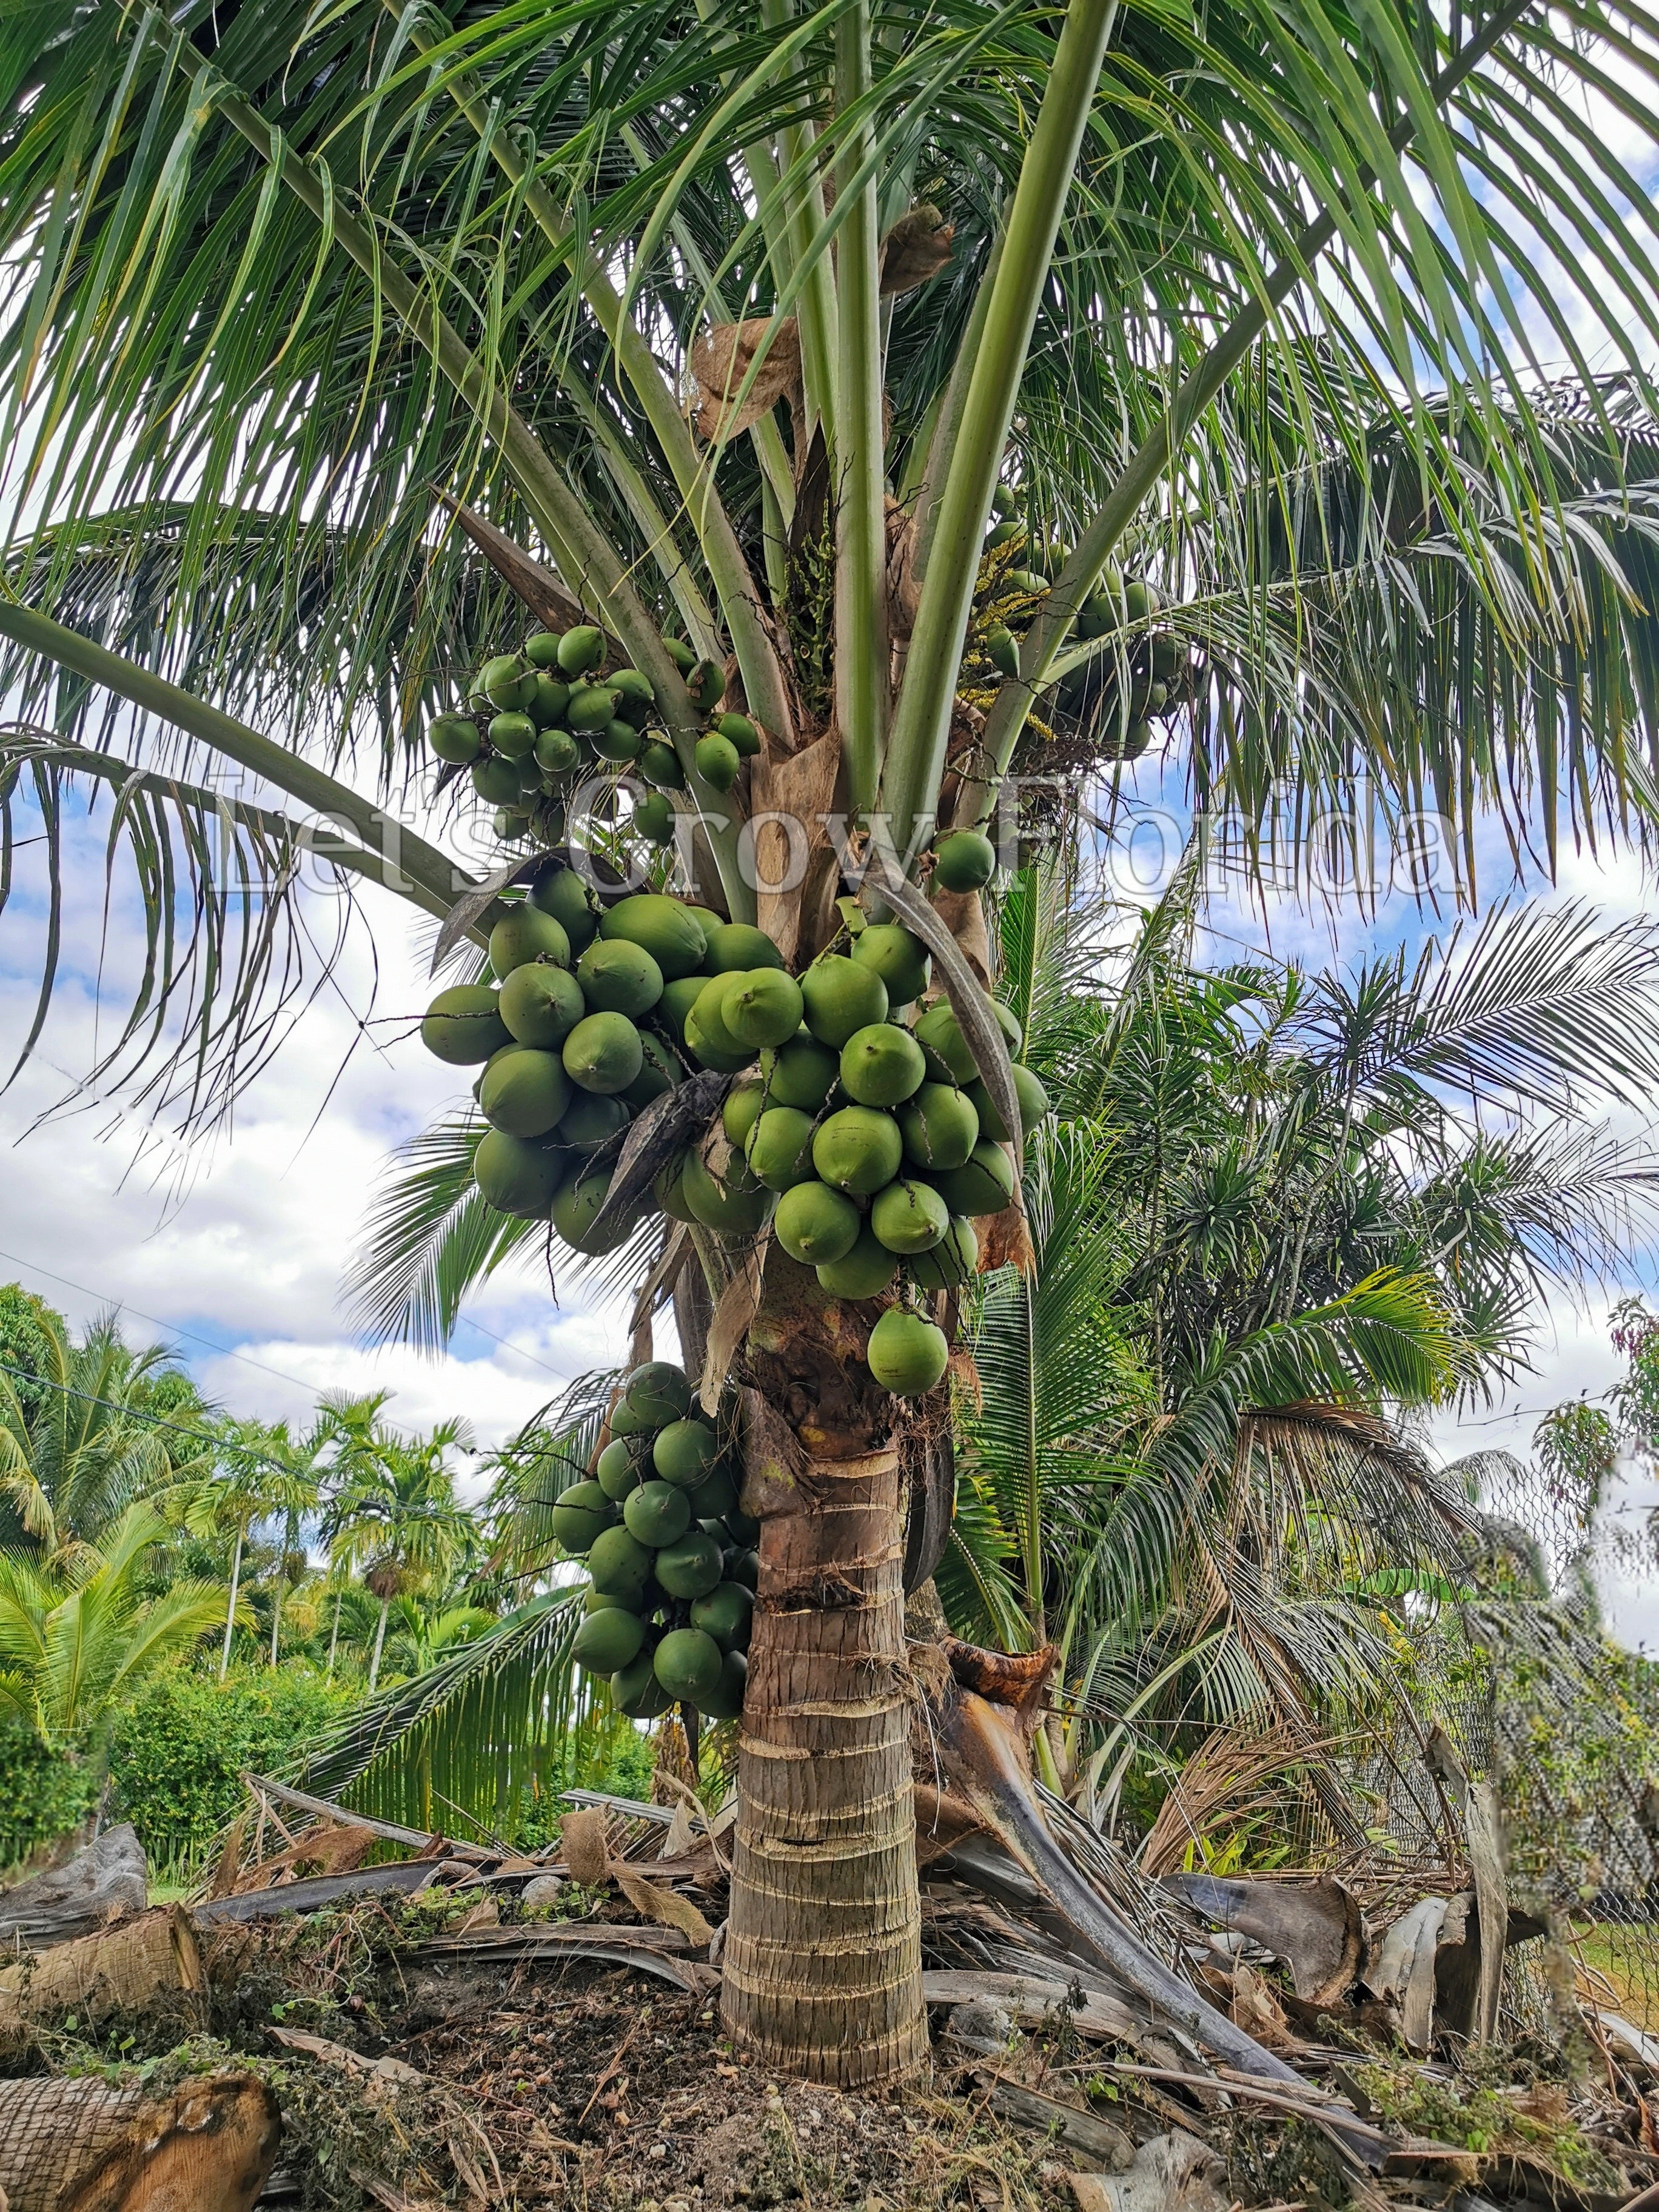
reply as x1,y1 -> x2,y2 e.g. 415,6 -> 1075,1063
0,2073 -> 278,2212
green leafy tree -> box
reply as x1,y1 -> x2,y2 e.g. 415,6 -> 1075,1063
8,0 -> 1659,2082
324,1412 -> 475,1691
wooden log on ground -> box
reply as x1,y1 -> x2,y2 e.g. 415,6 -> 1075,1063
0,2073 -> 278,2212
0,1907 -> 203,2058
0,1826 -> 147,1949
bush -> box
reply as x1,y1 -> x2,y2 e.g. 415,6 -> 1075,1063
107,1666 -> 361,1871
0,1720 -> 98,1869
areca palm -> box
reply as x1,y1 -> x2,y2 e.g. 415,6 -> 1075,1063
7,0 -> 1659,2085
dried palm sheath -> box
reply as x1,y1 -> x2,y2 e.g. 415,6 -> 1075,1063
0,2072 -> 278,2212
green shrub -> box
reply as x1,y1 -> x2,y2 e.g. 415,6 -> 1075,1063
0,1720 -> 98,1869
107,1667 -> 361,1871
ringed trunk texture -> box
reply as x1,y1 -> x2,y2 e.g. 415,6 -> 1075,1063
721,1271 -> 927,2085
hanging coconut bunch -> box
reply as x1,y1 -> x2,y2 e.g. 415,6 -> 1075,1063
558,1359 -> 755,1722
419,873 -> 1049,1401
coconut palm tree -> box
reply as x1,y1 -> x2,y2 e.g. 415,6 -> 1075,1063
7,0 -> 1659,2083
323,1415 -> 475,1691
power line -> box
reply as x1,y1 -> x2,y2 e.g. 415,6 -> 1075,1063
0,1354 -> 311,1486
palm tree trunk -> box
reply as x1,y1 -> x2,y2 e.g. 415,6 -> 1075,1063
721,1294 -> 926,2086
219,1529 -> 244,1683
326,1586 -> 343,1680
368,1596 -> 389,1691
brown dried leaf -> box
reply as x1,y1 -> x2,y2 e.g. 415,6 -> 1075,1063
612,1869 -> 716,1948
700,1233 -> 769,1414
689,318 -> 802,441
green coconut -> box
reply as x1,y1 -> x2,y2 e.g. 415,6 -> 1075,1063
640,741 -> 685,790
593,719 -> 642,763
474,1129 -> 563,1218
762,1034 -> 840,1110
600,894 -> 708,980
682,1145 -> 775,1235
529,865 -> 598,951
568,682 -> 621,734
583,1583 -> 637,1615
562,1011 -> 645,1094
427,713 -> 481,764
612,1648 -> 673,1718
715,711 -> 762,757
488,905 -> 571,979
576,939 -> 663,1017
662,635 -> 699,675
653,1534 -> 725,1602
492,808 -> 531,839
624,1480 -> 692,1549
572,1606 -> 646,1674
535,728 -> 580,776
966,1065 -> 1050,1143
897,1083 -> 980,1171
556,625 -> 606,677
525,631 -> 563,670
745,1106 -> 817,1192
723,1507 -> 762,1547
684,1005 -> 756,1075
813,1105 -> 903,1195
597,1437 -> 646,1501
870,1176 -> 951,1254
653,1159 -> 696,1223
867,1307 -> 950,1396
688,1464 -> 738,1521
800,955 -> 888,1048
551,1164 -> 636,1254
608,1396 -> 657,1439
729,1548 -> 760,1593
657,974 -> 709,1047
699,1650 -> 749,1720
840,1023 -> 927,1108
482,653 -> 535,710
933,1140 -> 1017,1217
488,710 -> 537,761
653,1417 -> 722,1488
914,999 -> 977,1085
622,1033 -> 681,1110
908,1215 -> 979,1291
557,1091 -> 629,1151
686,659 -> 726,712
774,1179 -> 860,1266
816,1225 -> 899,1299
691,1582 -> 754,1654
627,1361 -> 693,1427
479,1048 -> 572,1139
933,830 -> 997,893
422,985 -> 511,1065
532,679 -> 572,732
724,969 -> 804,1050
694,733 -> 740,791
471,756 -> 523,806
551,1480 -> 617,1557
588,1523 -> 654,1598
985,625 -> 1019,679
652,1626 -> 723,1703
851,923 -> 931,1006
611,666 -> 656,723
499,963 -> 585,1050
703,923 -> 783,976
723,1078 -> 766,1148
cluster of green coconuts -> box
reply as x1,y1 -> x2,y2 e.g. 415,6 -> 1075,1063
424,622 -> 760,850
420,856 -> 1048,1399
556,1359 -> 755,1718
977,487 -> 1187,763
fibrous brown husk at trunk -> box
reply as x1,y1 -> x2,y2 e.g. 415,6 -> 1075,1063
722,1256 -> 927,2085
0,1906 -> 204,2058
0,2072 -> 278,2212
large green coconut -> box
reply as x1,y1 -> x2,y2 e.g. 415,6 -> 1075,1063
568,682 -> 621,732
800,955 -> 888,1047
653,1533 -> 725,1601
557,1091 -> 630,1151
966,1066 -> 1050,1143
745,1107 -> 817,1191
816,1225 -> 899,1298
932,830 -> 997,893
774,1179 -> 860,1265
624,1480 -> 692,1549
870,1176 -> 951,1254
488,710 -> 538,761
723,969 -> 804,1051
576,939 -> 663,1017
482,652 -> 537,711
529,864 -> 598,951
702,922 -> 783,974
583,1583 -> 637,1615
535,727 -> 580,776
552,1480 -> 617,1556
427,713 -> 481,765
908,1215 -> 979,1291
851,923 -> 930,1006
652,1626 -> 723,1703
599,894 -> 708,979
898,1083 -> 980,1170
914,999 -> 977,1085
423,985 -> 511,1065
611,667 -> 657,725
682,1145 -> 775,1234
933,1141 -> 1017,1217
588,1523 -> 654,1600
593,719 -> 642,763
526,629 -> 564,670
608,1396 -> 659,1439
723,1078 -> 766,1148
729,1548 -> 760,1593
688,1464 -> 739,1521
653,1417 -> 722,1489
813,1105 -> 903,1195
694,732 -> 740,791
472,756 -> 524,806
500,963 -> 585,1050
597,1437 -> 646,1500
551,1165 -> 637,1254
657,974 -> 709,1047
474,1129 -> 564,1218
612,1647 -> 673,1718
563,1011 -> 645,1094
531,673 -> 571,728
866,1307 -> 950,1396
572,1606 -> 646,1674
715,710 -> 761,757
762,1034 -> 840,1110
653,1159 -> 696,1222
840,1024 -> 927,1108
684,979 -> 757,1072
556,624 -> 606,677
691,1582 -> 754,1653
641,740 -> 685,790
699,1649 -> 749,1720
479,1048 -> 572,1139
627,1361 -> 693,1427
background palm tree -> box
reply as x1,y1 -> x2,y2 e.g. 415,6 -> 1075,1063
324,1414 -> 475,1691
